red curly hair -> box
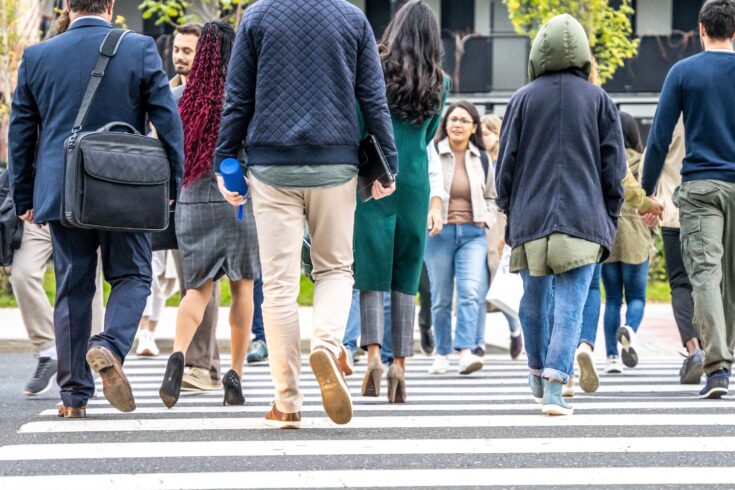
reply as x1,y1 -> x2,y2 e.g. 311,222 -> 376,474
178,21 -> 235,187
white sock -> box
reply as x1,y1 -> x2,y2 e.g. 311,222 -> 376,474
39,346 -> 57,360
511,329 -> 521,338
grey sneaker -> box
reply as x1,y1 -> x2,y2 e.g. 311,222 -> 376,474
24,357 -> 58,396
246,340 -> 268,364
680,348 -> 705,385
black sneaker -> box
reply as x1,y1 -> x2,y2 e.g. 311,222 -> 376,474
510,334 -> 523,360
472,346 -> 486,358
699,369 -> 730,399
24,357 -> 58,396
680,349 -> 704,385
419,325 -> 435,355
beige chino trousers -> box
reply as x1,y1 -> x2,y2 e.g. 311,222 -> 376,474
10,224 -> 104,352
250,175 -> 357,413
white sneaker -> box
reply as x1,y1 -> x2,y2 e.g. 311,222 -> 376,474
605,355 -> 624,374
136,330 -> 159,357
562,376 -> 575,397
428,356 -> 449,374
458,353 -> 484,375
575,346 -> 600,393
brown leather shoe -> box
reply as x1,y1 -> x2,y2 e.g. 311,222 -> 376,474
264,404 -> 301,429
309,346 -> 352,425
86,346 -> 136,413
57,405 -> 86,418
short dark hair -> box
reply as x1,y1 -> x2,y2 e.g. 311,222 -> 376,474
69,0 -> 112,14
699,0 -> 735,40
175,23 -> 202,38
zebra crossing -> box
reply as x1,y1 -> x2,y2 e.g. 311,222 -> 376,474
2,354 -> 735,488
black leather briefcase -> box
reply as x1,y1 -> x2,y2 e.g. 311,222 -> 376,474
62,29 -> 171,232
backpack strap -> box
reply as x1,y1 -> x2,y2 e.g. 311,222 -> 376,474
69,29 -> 131,143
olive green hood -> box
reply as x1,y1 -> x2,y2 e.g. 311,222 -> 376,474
528,14 -> 592,82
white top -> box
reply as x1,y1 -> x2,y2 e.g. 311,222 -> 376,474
70,15 -> 109,26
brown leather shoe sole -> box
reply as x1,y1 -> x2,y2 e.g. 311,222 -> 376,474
57,405 -> 86,418
86,346 -> 136,413
309,348 -> 352,425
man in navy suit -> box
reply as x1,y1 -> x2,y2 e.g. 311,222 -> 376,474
8,0 -> 184,417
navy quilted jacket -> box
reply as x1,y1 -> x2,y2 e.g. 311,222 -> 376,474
214,0 -> 398,173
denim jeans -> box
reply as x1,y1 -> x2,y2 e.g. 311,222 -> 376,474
252,277 -> 265,342
343,289 -> 393,364
578,264 -> 602,349
424,224 -> 489,356
520,264 -> 595,383
601,260 -> 649,357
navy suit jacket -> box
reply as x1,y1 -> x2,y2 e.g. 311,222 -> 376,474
8,17 -> 184,222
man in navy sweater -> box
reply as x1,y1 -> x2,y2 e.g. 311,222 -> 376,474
642,0 -> 735,400
214,0 -> 398,428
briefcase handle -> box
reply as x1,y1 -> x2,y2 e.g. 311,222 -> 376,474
100,122 -> 140,135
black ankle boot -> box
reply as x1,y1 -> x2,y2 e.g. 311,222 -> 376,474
159,352 -> 185,408
222,369 -> 245,406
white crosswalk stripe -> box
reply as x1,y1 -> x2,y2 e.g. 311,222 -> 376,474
2,354 -> 734,488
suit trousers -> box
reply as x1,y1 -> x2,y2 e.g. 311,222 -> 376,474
172,250 -> 221,380
250,175 -> 357,413
11,224 -> 104,353
49,221 -> 152,408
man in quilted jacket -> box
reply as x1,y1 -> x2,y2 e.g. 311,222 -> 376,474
214,0 -> 398,428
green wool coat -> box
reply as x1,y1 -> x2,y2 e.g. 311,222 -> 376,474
353,78 -> 449,294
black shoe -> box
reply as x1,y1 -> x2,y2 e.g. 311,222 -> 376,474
24,357 -> 58,396
510,334 -> 523,360
616,325 -> 639,368
419,325 -> 435,355
159,352 -> 185,408
680,349 -> 705,385
222,369 -> 245,406
699,369 -> 730,399
471,346 -> 486,358
246,340 -> 268,364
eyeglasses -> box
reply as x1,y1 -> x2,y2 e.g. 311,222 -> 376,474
448,117 -> 474,126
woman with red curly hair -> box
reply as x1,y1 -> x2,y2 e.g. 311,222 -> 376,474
158,20 -> 260,409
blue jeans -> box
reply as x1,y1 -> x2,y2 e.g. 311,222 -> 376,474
424,224 -> 489,356
475,266 -> 491,348
520,264 -> 596,383
578,264 -> 602,348
601,261 -> 649,357
343,289 -> 393,364
252,277 -> 265,342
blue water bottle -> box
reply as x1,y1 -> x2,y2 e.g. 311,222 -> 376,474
220,158 -> 248,221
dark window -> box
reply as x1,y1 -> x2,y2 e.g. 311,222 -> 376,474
673,0 -> 705,32
366,0 -> 393,39
441,0 -> 474,33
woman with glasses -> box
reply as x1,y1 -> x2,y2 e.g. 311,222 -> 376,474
425,101 -> 496,376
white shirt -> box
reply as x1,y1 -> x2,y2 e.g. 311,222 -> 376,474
70,15 -> 109,26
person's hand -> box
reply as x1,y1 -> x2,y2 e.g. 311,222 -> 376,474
217,175 -> 246,207
497,238 -> 506,257
642,197 -> 663,218
639,212 -> 659,228
371,180 -> 396,200
19,209 -> 34,223
427,207 -> 443,237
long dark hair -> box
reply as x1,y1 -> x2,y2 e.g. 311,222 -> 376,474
179,21 -> 235,187
437,101 -> 486,151
380,0 -> 444,124
620,112 -> 643,153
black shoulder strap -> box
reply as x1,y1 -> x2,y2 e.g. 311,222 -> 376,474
71,29 -> 131,136
479,150 -> 489,178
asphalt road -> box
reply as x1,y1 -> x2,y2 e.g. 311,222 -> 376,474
1,352 -> 735,489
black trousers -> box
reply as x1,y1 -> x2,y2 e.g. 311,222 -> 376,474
50,221 -> 152,408
662,227 -> 700,347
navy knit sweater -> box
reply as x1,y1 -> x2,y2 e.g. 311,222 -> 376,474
642,51 -> 735,194
214,0 -> 398,173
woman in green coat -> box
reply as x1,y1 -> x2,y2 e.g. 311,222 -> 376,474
353,0 -> 448,403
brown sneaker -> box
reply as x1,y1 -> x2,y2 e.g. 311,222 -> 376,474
264,404 -> 301,429
57,405 -> 86,418
86,346 -> 136,413
309,345 -> 352,425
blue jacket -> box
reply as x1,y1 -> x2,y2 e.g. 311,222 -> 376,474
214,0 -> 398,173
496,70 -> 626,258
9,17 -> 184,222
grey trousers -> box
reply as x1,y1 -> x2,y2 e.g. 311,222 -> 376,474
10,224 -> 103,352
676,180 -> 735,375
172,250 -> 221,379
360,290 -> 415,357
